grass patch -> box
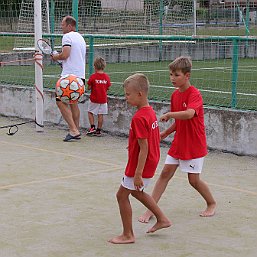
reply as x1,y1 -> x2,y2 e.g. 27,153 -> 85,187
0,58 -> 257,110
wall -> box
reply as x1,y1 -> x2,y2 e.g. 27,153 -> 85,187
1,40 -> 257,67
0,84 -> 257,156
101,0 -> 143,10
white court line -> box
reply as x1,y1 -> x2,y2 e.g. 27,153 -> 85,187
93,40 -> 196,47
0,167 -> 121,191
109,65 -> 257,97
108,65 -> 257,75
43,65 -> 257,97
110,81 -> 257,96
0,167 -> 255,196
173,176 -> 257,196
0,140 -> 120,168
0,140 -> 256,196
43,74 -> 59,78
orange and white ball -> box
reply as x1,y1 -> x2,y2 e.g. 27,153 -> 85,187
56,74 -> 85,104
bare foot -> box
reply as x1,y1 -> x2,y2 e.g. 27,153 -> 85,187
146,219 -> 172,233
200,203 -> 216,217
138,210 -> 154,223
108,235 -> 135,244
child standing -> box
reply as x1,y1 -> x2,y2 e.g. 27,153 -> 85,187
86,57 -> 111,136
139,56 -> 216,223
108,73 -> 171,244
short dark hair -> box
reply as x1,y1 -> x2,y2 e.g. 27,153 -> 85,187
64,16 -> 76,27
169,56 -> 192,74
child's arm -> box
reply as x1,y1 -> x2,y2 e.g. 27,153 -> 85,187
160,109 -> 195,122
87,76 -> 93,90
160,122 -> 176,140
134,138 -> 148,191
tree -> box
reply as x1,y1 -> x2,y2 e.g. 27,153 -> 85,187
0,0 -> 22,18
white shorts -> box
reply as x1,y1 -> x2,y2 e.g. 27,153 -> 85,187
165,155 -> 204,174
121,175 -> 151,191
88,100 -> 108,115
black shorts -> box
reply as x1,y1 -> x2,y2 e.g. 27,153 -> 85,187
56,78 -> 85,102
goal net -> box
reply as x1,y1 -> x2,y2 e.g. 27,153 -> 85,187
13,0 -> 51,51
78,0 -> 195,35
14,0 -> 196,51
5,0 -> 257,111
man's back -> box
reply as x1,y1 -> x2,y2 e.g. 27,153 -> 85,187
61,31 -> 86,79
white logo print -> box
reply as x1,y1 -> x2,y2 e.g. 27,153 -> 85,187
152,120 -> 158,129
95,79 -> 107,84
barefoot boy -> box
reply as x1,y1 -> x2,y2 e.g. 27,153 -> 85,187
139,56 -> 216,223
108,73 -> 171,244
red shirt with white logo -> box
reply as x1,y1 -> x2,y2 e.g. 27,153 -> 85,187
125,106 -> 160,178
168,86 -> 207,160
87,72 -> 111,103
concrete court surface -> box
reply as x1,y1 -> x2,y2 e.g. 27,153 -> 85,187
0,115 -> 256,257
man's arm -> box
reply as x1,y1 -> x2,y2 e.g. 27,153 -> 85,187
52,45 -> 71,61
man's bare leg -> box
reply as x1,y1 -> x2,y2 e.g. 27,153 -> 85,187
188,173 -> 216,217
57,101 -> 80,136
138,164 -> 177,223
108,186 -> 135,244
132,191 -> 171,233
70,103 -> 80,131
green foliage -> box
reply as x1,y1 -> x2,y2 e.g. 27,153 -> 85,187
0,0 -> 21,17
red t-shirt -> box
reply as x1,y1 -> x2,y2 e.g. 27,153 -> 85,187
125,106 -> 160,178
87,72 -> 111,103
168,86 -> 207,160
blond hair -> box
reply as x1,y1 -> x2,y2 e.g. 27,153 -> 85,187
169,56 -> 192,74
94,56 -> 106,71
123,73 -> 149,94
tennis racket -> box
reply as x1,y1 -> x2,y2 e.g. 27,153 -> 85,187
37,39 -> 62,65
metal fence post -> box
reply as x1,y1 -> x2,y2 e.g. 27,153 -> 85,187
231,39 -> 239,108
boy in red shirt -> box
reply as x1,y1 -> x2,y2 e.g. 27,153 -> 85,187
139,56 -> 216,223
86,57 -> 111,136
108,73 -> 171,244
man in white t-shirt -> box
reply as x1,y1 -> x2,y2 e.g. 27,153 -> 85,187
52,16 -> 86,141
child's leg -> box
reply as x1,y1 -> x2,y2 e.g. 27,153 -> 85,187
132,190 -> 171,233
108,186 -> 135,244
138,164 -> 177,223
188,173 -> 216,217
88,112 -> 95,127
97,114 -> 103,129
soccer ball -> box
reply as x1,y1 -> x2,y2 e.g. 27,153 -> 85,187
56,74 -> 85,104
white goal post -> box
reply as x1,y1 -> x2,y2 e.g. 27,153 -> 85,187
34,0 -> 44,132
193,0 -> 197,36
